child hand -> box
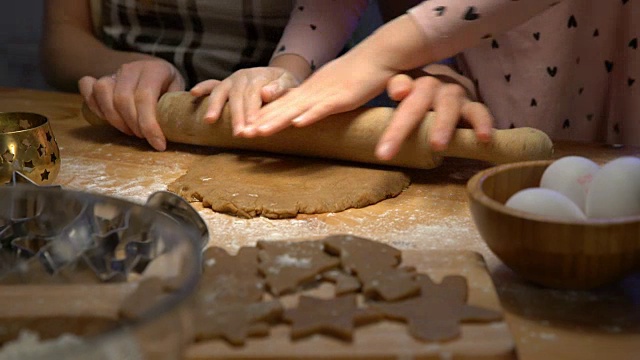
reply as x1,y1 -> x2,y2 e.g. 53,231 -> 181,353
78,59 -> 185,151
190,67 -> 300,136
375,74 -> 494,161
241,50 -> 396,137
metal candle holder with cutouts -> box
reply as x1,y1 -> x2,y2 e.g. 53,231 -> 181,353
0,112 -> 60,185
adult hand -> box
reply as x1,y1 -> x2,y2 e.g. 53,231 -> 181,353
241,50 -> 396,138
190,67 -> 300,136
375,74 -> 494,160
78,59 -> 185,151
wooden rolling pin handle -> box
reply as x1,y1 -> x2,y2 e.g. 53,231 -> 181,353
441,126 -> 555,165
81,92 -> 553,169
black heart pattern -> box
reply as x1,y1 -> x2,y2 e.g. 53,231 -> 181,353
563,119 -> 571,129
533,32 -> 540,41
547,66 -> 558,77
567,15 -> 577,28
530,98 -> 537,107
593,29 -> 599,37
463,6 -> 480,21
492,40 -> 499,49
629,38 -> 638,49
504,74 -> 511,82
605,61 -> 614,73
310,24 -> 317,30
629,78 -> 636,87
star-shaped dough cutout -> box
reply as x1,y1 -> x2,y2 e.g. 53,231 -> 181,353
195,300 -> 283,346
198,246 -> 264,304
284,294 -> 381,341
371,274 -> 502,341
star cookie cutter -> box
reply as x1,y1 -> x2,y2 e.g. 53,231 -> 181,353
0,171 -> 209,282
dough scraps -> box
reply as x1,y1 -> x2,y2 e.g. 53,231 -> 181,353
167,153 -> 410,219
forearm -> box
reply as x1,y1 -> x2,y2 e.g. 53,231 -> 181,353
268,54 -> 312,83
347,14 -> 434,74
270,0 -> 368,76
41,26 -> 155,92
40,0 -> 157,92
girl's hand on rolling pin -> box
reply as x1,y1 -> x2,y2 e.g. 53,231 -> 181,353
240,50 -> 396,138
78,59 -> 185,151
190,67 -> 299,136
375,74 -> 494,160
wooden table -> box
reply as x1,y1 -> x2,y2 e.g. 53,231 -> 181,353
1,87 -> 639,359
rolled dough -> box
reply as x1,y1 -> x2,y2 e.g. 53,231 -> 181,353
167,153 -> 410,219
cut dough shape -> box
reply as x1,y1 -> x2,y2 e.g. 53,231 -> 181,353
324,235 -> 420,301
168,153 -> 410,219
283,294 -> 381,341
257,240 -> 340,296
198,247 -> 264,304
370,275 -> 503,341
194,300 -> 283,346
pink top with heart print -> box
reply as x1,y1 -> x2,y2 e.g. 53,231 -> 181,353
408,0 -> 639,146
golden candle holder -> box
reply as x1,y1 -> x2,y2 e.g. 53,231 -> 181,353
0,112 -> 60,185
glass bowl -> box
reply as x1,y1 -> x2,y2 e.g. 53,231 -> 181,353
0,185 -> 206,359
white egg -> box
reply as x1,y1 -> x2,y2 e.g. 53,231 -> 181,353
505,188 -> 587,222
540,156 -> 600,211
585,156 -> 640,219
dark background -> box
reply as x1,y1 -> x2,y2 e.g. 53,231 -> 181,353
0,0 -> 384,92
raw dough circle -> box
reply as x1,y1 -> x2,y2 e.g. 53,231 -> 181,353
168,153 -> 410,219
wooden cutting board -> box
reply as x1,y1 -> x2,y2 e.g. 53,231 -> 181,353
184,249 -> 516,360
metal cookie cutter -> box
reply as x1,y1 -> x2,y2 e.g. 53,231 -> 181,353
1,172 -> 209,282
83,191 -> 209,281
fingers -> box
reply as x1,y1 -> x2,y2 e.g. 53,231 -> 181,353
204,82 -> 231,124
245,89 -> 350,137
240,85 -> 263,133
376,76 -> 437,160
242,93 -> 310,137
431,85 -> 494,151
112,65 -> 143,137
190,79 -> 220,97
430,84 -> 467,152
260,82 -> 282,103
134,67 -> 170,151
168,74 -> 186,92
92,74 -> 136,136
261,72 -> 299,103
376,76 -> 495,160
460,101 -> 494,143
78,76 -> 105,119
387,74 -> 414,101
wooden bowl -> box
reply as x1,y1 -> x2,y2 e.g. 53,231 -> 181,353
467,160 -> 640,290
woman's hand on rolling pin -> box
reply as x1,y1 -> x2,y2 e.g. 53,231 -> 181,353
240,51 -> 396,138
78,59 -> 185,151
375,74 -> 494,160
190,67 -> 300,136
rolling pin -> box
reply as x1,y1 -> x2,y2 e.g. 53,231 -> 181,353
82,91 -> 553,169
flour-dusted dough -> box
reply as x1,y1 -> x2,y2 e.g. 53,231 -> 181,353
168,153 -> 410,219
